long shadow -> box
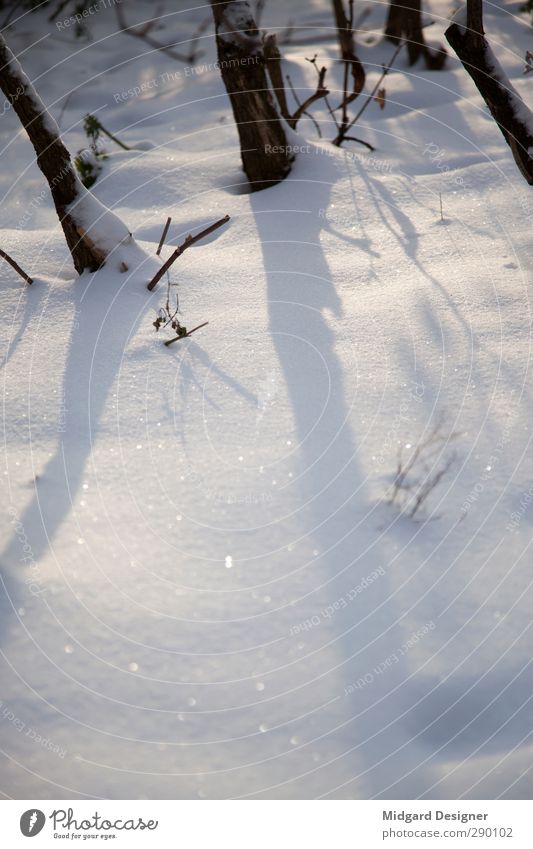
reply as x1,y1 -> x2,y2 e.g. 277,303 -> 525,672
249,161 -> 434,798
1,250 -> 160,575
1,281 -> 49,373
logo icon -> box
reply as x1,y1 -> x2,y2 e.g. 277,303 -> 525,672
20,810 -> 46,837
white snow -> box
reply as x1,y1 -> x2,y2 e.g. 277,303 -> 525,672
0,0 -> 532,801
216,1 -> 262,53
66,187 -> 137,266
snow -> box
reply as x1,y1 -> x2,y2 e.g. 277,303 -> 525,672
216,1 -> 262,53
483,42 -> 533,139
0,0 -> 532,801
66,186 -> 137,267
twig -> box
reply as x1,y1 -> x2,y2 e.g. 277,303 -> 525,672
264,38 -> 329,131
156,216 -> 172,256
286,73 -> 323,137
346,41 -> 403,132
164,321 -> 209,346
147,215 -> 230,291
0,248 -> 32,284
98,124 -> 131,151
343,135 -> 375,151
290,65 -> 329,128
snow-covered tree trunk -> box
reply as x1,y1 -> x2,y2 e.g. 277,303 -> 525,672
210,0 -> 292,190
385,0 -> 446,69
0,34 -> 130,273
446,0 -> 533,185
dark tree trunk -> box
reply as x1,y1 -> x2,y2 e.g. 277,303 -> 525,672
385,0 -> 446,69
210,0 -> 292,191
446,0 -> 533,184
332,0 -> 365,99
0,34 -> 112,273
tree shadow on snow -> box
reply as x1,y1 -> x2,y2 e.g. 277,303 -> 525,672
249,159 -> 437,799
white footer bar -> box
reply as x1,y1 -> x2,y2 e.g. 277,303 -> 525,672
1,800 -> 531,848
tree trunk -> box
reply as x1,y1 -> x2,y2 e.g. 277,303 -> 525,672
385,0 -> 446,69
210,0 -> 291,191
445,0 -> 533,185
332,0 -> 365,99
0,34 -> 125,273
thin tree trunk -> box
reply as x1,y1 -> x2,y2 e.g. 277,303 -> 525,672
385,0 -> 446,69
332,0 -> 365,99
210,0 -> 291,190
445,0 -> 533,184
0,34 -> 126,273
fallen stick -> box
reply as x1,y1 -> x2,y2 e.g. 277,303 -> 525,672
164,321 -> 209,346
156,216 -> 172,256
0,248 -> 33,284
147,215 -> 230,291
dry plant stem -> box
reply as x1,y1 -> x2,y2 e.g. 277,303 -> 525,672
0,248 -> 33,284
99,124 -> 131,151
342,135 -> 375,150
290,65 -> 329,128
286,74 -> 323,137
156,217 -> 172,256
164,321 -> 209,346
388,418 -> 461,517
346,40 -> 403,131
147,215 -> 230,291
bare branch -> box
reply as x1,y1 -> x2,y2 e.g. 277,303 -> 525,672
164,321 -> 209,346
147,215 -> 230,291
0,248 -> 33,284
446,1 -> 533,184
156,216 -> 172,256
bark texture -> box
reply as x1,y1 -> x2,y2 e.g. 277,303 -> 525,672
210,0 -> 291,190
332,0 -> 365,100
446,0 -> 533,184
0,33 -> 108,272
385,0 -> 446,69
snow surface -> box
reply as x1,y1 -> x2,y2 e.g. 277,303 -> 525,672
0,0 -> 532,800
